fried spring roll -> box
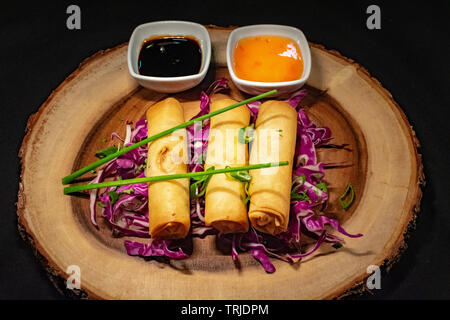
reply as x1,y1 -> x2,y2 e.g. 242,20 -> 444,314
146,98 -> 190,239
248,100 -> 297,235
205,99 -> 251,233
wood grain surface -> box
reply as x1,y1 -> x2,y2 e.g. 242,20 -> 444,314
17,27 -> 423,299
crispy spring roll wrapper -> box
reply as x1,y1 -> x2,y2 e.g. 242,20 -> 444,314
205,99 -> 251,233
146,98 -> 190,239
248,100 -> 297,235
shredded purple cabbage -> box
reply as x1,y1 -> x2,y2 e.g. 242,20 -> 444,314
88,80 -> 362,273
124,239 -> 189,259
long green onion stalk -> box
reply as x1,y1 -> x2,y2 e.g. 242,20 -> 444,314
61,89 -> 277,185
64,161 -> 288,194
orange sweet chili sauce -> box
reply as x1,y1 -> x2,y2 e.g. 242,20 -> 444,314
233,35 -> 303,82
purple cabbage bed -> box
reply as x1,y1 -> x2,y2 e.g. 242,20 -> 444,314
88,78 -> 362,273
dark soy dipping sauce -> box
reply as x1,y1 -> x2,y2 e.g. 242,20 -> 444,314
138,36 -> 202,77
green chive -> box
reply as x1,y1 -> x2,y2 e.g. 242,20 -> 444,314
225,166 -> 252,182
62,90 -> 277,185
190,167 -> 215,198
316,182 -> 328,193
224,166 -> 252,204
291,175 -> 311,202
95,146 -> 118,159
231,170 -> 251,182
339,183 -> 355,210
64,161 -> 288,195
107,190 -> 119,204
332,243 -> 343,249
121,187 -> 134,195
294,175 -> 306,186
290,190 -> 311,202
238,124 -> 255,144
190,166 -> 215,182
242,181 -> 251,204
135,164 -> 146,174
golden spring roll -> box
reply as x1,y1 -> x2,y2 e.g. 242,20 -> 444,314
204,99 -> 251,233
248,100 -> 297,235
146,98 -> 190,239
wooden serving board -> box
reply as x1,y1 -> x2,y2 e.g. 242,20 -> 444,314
17,26 -> 423,299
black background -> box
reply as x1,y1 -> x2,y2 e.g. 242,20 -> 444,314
1,0 -> 449,300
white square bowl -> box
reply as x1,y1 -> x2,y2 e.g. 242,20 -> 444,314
127,21 -> 211,93
226,25 -> 311,97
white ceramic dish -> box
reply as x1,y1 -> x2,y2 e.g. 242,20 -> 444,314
226,24 -> 311,96
127,21 -> 211,93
